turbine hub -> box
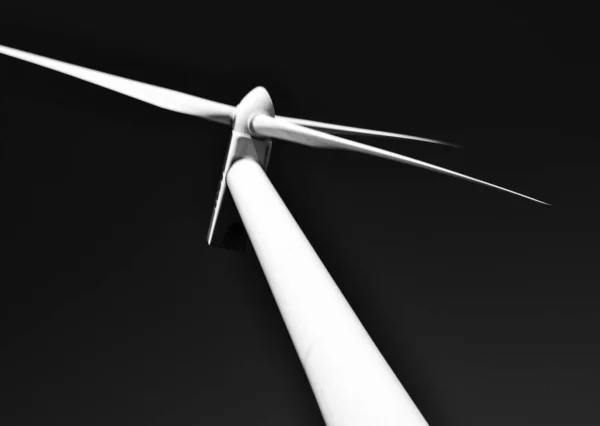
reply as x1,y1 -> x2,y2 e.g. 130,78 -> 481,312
233,86 -> 275,134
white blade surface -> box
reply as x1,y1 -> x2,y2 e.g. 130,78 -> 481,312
0,44 -> 236,124
279,115 -> 457,147
251,114 -> 549,205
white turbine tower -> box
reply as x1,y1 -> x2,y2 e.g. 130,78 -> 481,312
0,44 -> 549,426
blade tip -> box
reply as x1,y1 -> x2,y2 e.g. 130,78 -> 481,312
531,198 -> 551,206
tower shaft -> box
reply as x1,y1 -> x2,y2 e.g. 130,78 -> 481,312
227,157 -> 429,426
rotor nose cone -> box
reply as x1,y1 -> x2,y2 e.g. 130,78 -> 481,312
234,86 -> 275,134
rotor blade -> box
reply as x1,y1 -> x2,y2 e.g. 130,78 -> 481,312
0,44 -> 236,125
250,114 -> 549,205
278,115 -> 457,147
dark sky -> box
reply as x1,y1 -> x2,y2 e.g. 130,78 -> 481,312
1,2 -> 599,425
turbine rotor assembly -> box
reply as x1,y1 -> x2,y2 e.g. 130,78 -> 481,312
0,44 -> 549,249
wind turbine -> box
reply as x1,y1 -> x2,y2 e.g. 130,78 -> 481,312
0,44 -> 549,426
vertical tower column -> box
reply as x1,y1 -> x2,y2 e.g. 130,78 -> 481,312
227,157 -> 429,426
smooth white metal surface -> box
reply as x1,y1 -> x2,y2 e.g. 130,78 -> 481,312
0,44 -> 235,124
206,130 -> 271,247
227,157 -> 430,426
250,114 -> 548,205
277,115 -> 456,146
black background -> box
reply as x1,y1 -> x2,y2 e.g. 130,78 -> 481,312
1,2 -> 599,425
